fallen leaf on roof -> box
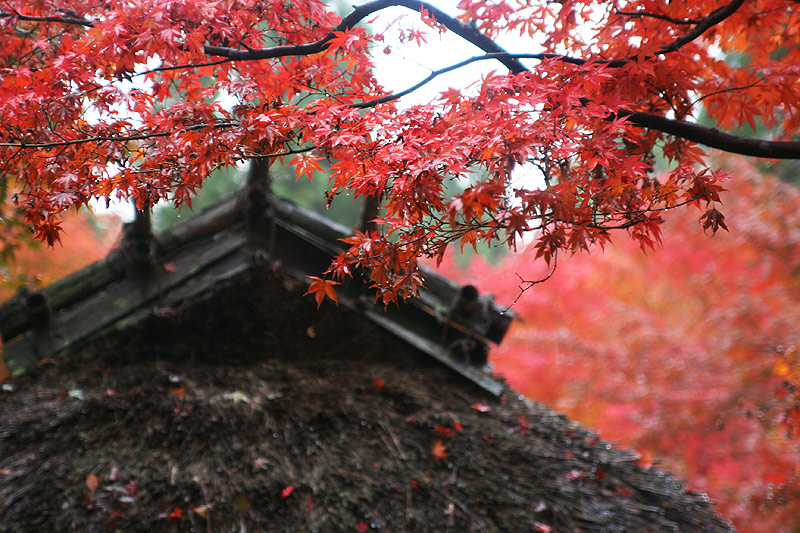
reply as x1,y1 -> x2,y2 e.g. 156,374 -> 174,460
169,387 -> 186,399
431,440 -> 448,461
192,504 -> 214,518
222,391 -> 252,404
433,426 -> 455,438
471,402 -> 490,412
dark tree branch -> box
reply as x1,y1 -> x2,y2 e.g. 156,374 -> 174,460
656,0 -> 747,55
689,81 -> 762,107
617,110 -> 800,158
202,0 -> 746,68
352,53 -> 532,109
8,0 -> 796,159
353,51 -> 620,109
353,51 -> 800,158
203,0 -> 528,74
343,1 -> 800,159
0,9 -> 94,27
0,122 -> 235,149
140,58 -> 233,75
616,10 -> 702,25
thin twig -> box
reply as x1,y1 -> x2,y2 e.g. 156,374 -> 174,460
616,10 -> 702,25
0,122 -> 236,149
507,251 -> 558,310
379,420 -> 408,461
0,9 -> 93,27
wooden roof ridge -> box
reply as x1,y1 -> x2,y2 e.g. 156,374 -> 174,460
0,191 -> 511,395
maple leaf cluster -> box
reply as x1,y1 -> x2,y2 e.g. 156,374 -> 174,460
1,0 -> 799,302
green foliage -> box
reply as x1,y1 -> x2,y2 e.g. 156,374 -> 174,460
271,164 -> 362,228
153,165 -> 245,232
153,161 -> 367,232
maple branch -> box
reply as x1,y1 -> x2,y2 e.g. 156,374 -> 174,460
251,145 -> 317,158
200,0 -> 742,75
353,49 -> 647,109
688,81 -> 763,108
656,0 -> 747,55
202,0 -> 528,74
352,51 -> 800,158
508,251 -> 558,310
615,10 -> 702,25
0,9 -> 94,27
0,122 -> 235,149
339,1 -> 800,159
353,52 -> 592,109
350,3 -> 800,158
139,58 -> 233,75
616,110 -> 800,159
589,214 -> 663,231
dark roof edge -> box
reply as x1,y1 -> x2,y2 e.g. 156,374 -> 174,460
0,193 -> 511,395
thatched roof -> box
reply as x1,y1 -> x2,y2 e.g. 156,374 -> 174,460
0,192 -> 732,531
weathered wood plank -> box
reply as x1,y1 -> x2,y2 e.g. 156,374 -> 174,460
2,229 -> 247,371
1,335 -> 39,376
0,194 -> 241,342
158,194 -> 241,251
0,251 -> 126,342
362,308 -> 505,396
109,249 -> 253,333
46,230 -> 247,355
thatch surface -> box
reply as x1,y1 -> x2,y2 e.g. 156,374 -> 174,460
0,269 -> 732,532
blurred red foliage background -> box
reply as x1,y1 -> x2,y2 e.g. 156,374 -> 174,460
436,156 -> 800,532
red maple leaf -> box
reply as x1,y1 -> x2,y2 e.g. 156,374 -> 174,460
433,426 -> 455,438
304,276 -> 340,308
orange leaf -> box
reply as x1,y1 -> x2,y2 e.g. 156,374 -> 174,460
192,504 -> 213,518
169,387 -> 186,399
85,473 -> 99,492
773,359 -> 793,379
431,440 -> 448,461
